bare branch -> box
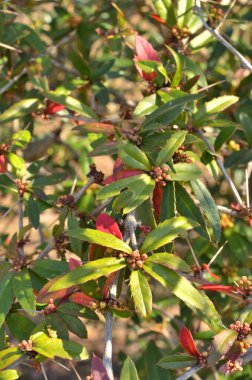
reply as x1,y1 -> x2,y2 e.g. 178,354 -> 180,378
175,364 -> 202,380
194,0 -> 252,72
73,177 -> 94,202
125,212 -> 138,250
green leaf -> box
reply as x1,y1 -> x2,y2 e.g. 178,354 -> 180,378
177,0 -> 194,27
166,46 -> 182,88
160,182 -> 175,221
44,91 -> 98,120
122,176 -> 155,214
169,163 -> 201,181
158,354 -> 197,369
11,130 -> 31,149
143,262 -> 222,331
6,153 -> 25,171
97,174 -> 147,199
0,370 -> 20,380
67,228 -> 132,253
146,252 -> 191,272
58,313 -> 87,339
120,357 -> 139,380
175,183 -> 209,239
0,347 -> 23,371
32,172 -> 68,187
140,216 -> 198,253
47,257 -> 126,291
31,332 -> 89,360
134,94 -> 157,116
155,131 -> 187,166
0,99 -> 40,124
191,179 -> 221,242
240,113 -> 252,145
26,196 -> 40,229
214,126 -> 236,152
31,260 -> 69,278
45,314 -> 69,340
12,269 -> 35,313
143,94 -> 203,127
208,329 -> 238,366
0,272 -> 14,328
6,313 -> 36,341
68,212 -> 82,256
153,0 -> 176,25
118,143 -> 151,171
130,271 -> 152,317
194,96 -> 239,124
136,340 -> 169,380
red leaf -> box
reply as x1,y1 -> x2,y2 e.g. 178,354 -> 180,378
70,292 -> 96,307
104,169 -> 143,185
96,213 -> 123,240
68,258 -> 81,271
153,182 -> 163,223
199,284 -> 239,295
201,264 -> 220,281
45,100 -> 65,115
179,326 -> 200,358
0,155 -> 7,173
134,35 -> 160,81
150,14 -> 168,26
102,272 -> 117,299
92,354 -> 110,380
113,157 -> 124,177
248,217 -> 252,228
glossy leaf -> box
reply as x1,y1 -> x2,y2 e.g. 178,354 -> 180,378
152,0 -> 176,26
194,96 -> 239,124
214,126 -> 236,152
130,270 -> 152,317
158,354 -> 197,370
169,163 -> 201,181
179,326 -> 200,357
167,46 -> 182,88
6,152 -> 25,171
96,213 -> 122,240
142,93 -> 203,127
118,143 -> 151,171
98,174 -> 147,199
12,269 -> 35,312
44,91 -> 98,120
0,347 -> 23,371
160,181 -> 175,222
31,331 -> 89,360
155,131 -> 187,166
208,329 -> 238,366
59,313 -> 87,339
140,216 -> 198,253
146,252 -> 191,272
143,262 -> 222,331
0,99 -> 40,124
175,183 -> 209,239
120,357 -> 139,380
26,196 -> 40,229
67,228 -> 131,253
47,257 -> 126,291
6,313 -> 36,341
0,272 -> 14,328
191,179 -> 221,242
0,370 -> 20,380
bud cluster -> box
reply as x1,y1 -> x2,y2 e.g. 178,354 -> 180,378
56,194 -> 76,209
123,126 -> 142,146
238,276 -> 252,292
198,351 -> 208,366
209,5 -> 224,25
42,299 -> 56,316
117,250 -> 148,270
12,255 -> 27,271
87,164 -> 104,184
16,179 -> 29,197
170,26 -> 190,41
225,359 -> 243,374
237,339 -> 250,354
0,143 -> 8,155
90,298 -> 121,311
172,146 -> 192,164
142,82 -> 158,96
20,339 -> 33,351
138,224 -> 151,234
230,321 -> 251,339
220,214 -> 234,229
150,165 -> 171,186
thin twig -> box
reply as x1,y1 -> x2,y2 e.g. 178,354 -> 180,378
125,212 -> 138,250
74,177 -> 94,202
194,0 -> 252,72
41,363 -> 49,380
37,238 -> 55,260
245,169 -> 250,209
69,361 -> 82,380
0,67 -> 27,96
216,205 -> 242,216
187,239 -> 201,274
216,0 -> 237,31
208,241 -> 227,267
18,194 -> 25,257
175,364 -> 202,380
197,129 -> 244,206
